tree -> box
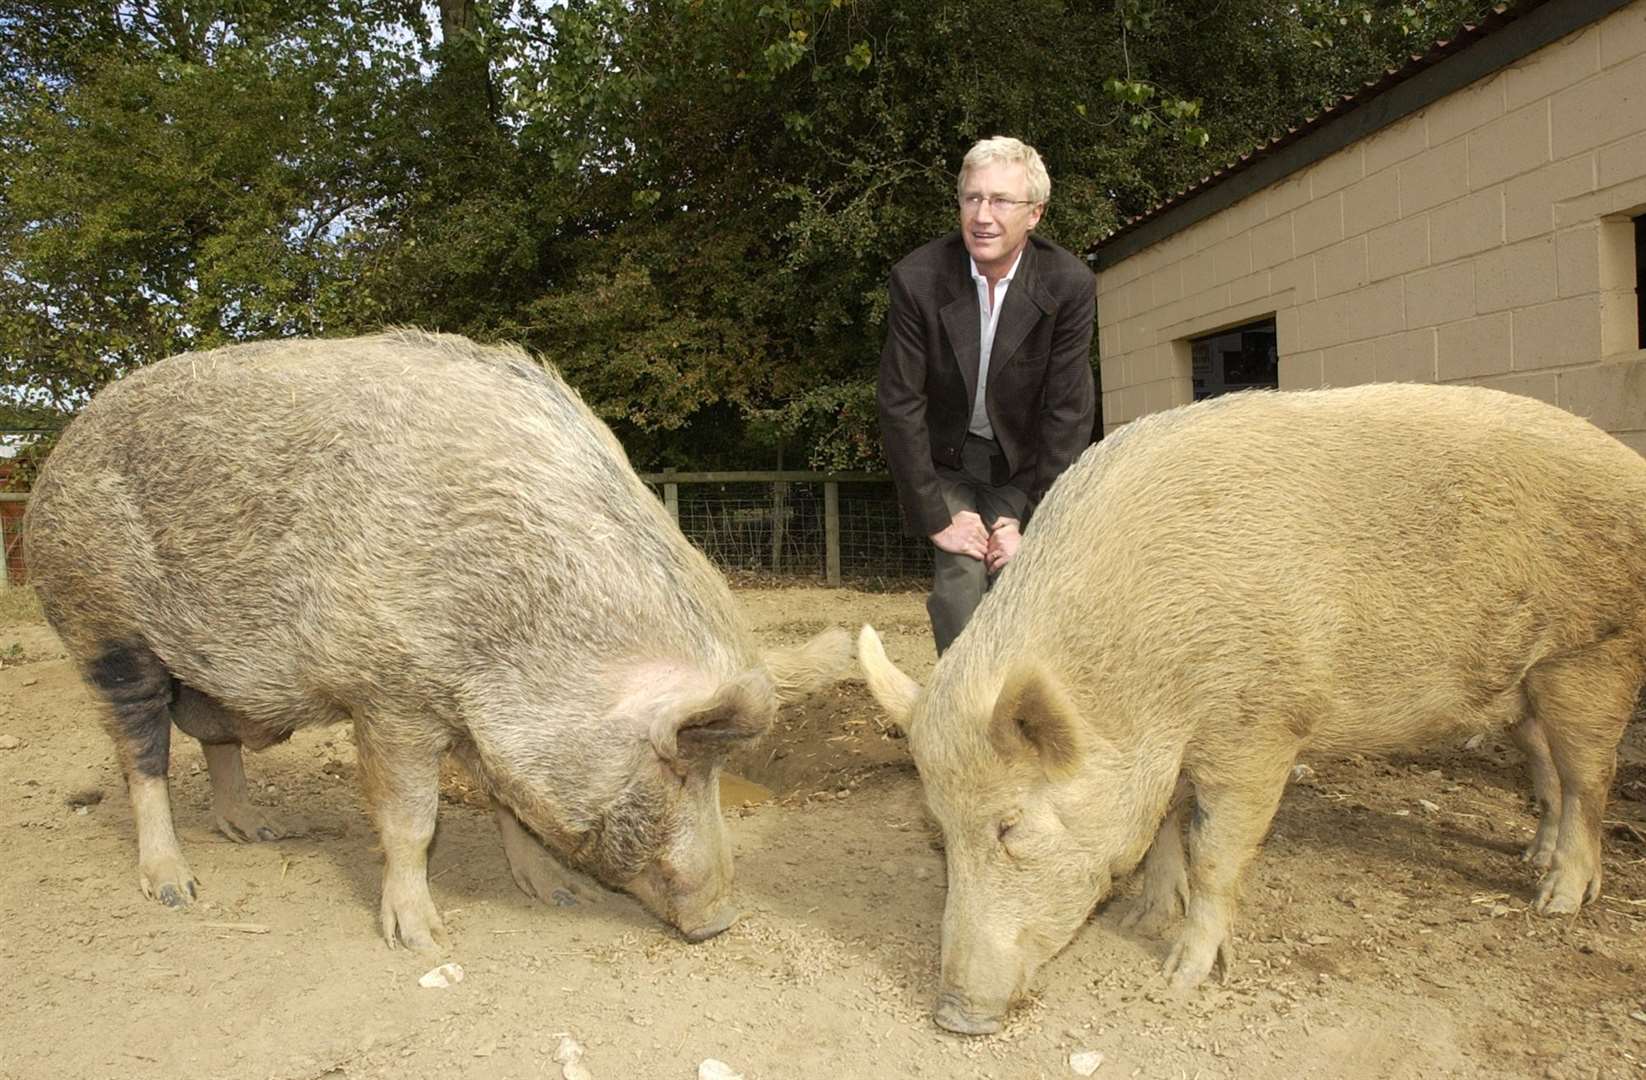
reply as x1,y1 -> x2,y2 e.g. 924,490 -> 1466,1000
1,0 -> 1504,475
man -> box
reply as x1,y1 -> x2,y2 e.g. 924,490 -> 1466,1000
878,136 -> 1097,654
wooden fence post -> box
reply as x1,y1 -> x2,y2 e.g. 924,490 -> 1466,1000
663,467 -> 679,525
824,481 -> 840,587
770,481 -> 788,573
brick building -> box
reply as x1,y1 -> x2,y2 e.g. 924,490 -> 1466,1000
1091,0 -> 1646,451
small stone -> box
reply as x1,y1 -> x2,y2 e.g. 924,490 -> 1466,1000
699,1060 -> 744,1080
1630,1011 -> 1646,1024
0,734 -> 21,750
74,805 -> 88,816
1289,764 -> 1315,782
1463,734 -> 1485,751
417,962 -> 464,989
1419,799 -> 1440,814
64,788 -> 103,808
1069,1049 -> 1105,1076
554,1036 -> 593,1080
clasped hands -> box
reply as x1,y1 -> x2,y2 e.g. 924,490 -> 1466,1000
930,510 -> 1021,574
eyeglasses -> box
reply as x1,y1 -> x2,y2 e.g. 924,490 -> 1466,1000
959,193 -> 1034,213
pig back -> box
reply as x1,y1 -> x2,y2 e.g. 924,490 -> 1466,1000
25,330 -> 754,728
983,383 -> 1646,748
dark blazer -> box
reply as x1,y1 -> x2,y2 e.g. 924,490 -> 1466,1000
878,231 -> 1097,537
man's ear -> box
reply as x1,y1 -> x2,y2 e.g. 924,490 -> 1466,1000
648,670 -> 775,762
988,663 -> 1082,779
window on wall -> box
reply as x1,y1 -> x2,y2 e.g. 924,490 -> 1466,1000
1191,318 -> 1279,401
1636,213 -> 1644,350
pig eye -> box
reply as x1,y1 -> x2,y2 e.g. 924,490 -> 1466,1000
996,816 -> 1020,843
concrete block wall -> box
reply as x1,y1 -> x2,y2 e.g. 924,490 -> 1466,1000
1096,1 -> 1646,452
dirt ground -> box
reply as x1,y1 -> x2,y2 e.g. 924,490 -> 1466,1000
2,585 -> 1645,1080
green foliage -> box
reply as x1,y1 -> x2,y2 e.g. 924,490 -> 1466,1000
1,0 -> 1504,471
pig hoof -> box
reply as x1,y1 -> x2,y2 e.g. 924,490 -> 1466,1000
933,993 -> 1003,1036
506,851 -> 595,909
1519,841 -> 1555,870
140,858 -> 199,908
1163,935 -> 1229,992
156,882 -> 193,908
1121,883 -> 1189,937
1532,869 -> 1599,915
215,811 -> 285,844
1121,903 -> 1174,938
381,891 -> 448,951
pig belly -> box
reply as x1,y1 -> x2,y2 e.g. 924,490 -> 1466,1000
170,683 -> 305,751
1307,678 -> 1526,756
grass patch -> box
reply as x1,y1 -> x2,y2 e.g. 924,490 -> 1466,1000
0,586 -> 43,625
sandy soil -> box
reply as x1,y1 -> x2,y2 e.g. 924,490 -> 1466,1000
2,586 -> 1644,1080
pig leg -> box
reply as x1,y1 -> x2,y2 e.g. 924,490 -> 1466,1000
1121,800 -> 1190,937
1523,644 -> 1637,915
441,739 -> 597,908
1508,715 -> 1561,870
355,721 -> 448,949
172,686 -> 285,843
201,743 -> 284,843
1164,755 -> 1294,991
87,642 -> 197,907
496,807 -> 595,908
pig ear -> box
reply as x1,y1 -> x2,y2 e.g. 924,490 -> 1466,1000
649,670 -> 776,763
857,624 -> 921,734
988,664 -> 1083,778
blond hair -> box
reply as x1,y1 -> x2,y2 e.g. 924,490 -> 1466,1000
957,136 -> 1050,205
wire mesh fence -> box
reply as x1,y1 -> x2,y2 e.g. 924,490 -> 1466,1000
0,477 -> 933,589
0,495 -> 24,588
641,472 -> 932,589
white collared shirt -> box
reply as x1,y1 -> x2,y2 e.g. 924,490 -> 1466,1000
968,247 -> 1026,440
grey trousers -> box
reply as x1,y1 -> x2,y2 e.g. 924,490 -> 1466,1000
927,435 -> 1029,655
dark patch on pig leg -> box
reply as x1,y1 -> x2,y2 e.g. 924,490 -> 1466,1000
1523,639 -> 1640,915
1166,754 -> 1294,992
1508,712 -> 1561,869
355,719 -> 450,950
88,642 -> 174,778
86,641 -> 197,907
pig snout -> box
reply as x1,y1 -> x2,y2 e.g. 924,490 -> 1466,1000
934,989 -> 1006,1036
623,847 -> 741,944
679,901 -> 740,943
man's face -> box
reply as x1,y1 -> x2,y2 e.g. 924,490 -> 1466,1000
959,161 -> 1044,278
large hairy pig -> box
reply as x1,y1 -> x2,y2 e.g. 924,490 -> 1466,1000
24,329 -> 845,948
859,383 -> 1646,1034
